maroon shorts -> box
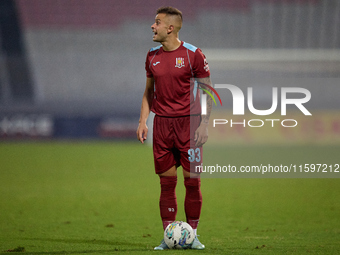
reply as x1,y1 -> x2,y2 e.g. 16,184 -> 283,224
153,115 -> 202,174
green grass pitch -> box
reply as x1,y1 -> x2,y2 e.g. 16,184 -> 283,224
0,142 -> 339,254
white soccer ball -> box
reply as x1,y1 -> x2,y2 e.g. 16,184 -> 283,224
164,221 -> 195,249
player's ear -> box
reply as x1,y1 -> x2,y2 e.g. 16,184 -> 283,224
167,25 -> 174,34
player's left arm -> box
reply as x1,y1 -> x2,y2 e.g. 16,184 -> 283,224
194,76 -> 213,147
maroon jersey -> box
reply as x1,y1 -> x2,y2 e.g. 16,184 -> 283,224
145,41 -> 210,117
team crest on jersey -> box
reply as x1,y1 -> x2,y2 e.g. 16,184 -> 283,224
175,57 -> 185,68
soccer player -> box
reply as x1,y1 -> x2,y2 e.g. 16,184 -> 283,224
136,6 -> 213,250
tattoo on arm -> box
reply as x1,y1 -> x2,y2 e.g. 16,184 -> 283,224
197,77 -> 213,124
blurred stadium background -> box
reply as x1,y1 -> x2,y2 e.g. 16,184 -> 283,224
0,0 -> 339,143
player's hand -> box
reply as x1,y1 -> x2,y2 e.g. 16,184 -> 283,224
136,123 -> 148,144
194,123 -> 208,147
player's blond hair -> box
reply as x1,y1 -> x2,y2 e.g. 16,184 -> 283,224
156,6 -> 183,22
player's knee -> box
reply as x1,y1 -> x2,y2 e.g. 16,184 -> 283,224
159,165 -> 177,177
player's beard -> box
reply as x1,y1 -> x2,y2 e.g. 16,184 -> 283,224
153,34 -> 161,42
153,31 -> 166,43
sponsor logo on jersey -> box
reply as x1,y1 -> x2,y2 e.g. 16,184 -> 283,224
203,59 -> 209,72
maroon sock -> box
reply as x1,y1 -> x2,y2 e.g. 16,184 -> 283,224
159,176 -> 177,230
184,177 -> 202,230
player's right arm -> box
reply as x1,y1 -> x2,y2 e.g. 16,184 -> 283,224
137,77 -> 154,144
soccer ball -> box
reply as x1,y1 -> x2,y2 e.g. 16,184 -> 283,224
164,221 -> 195,249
